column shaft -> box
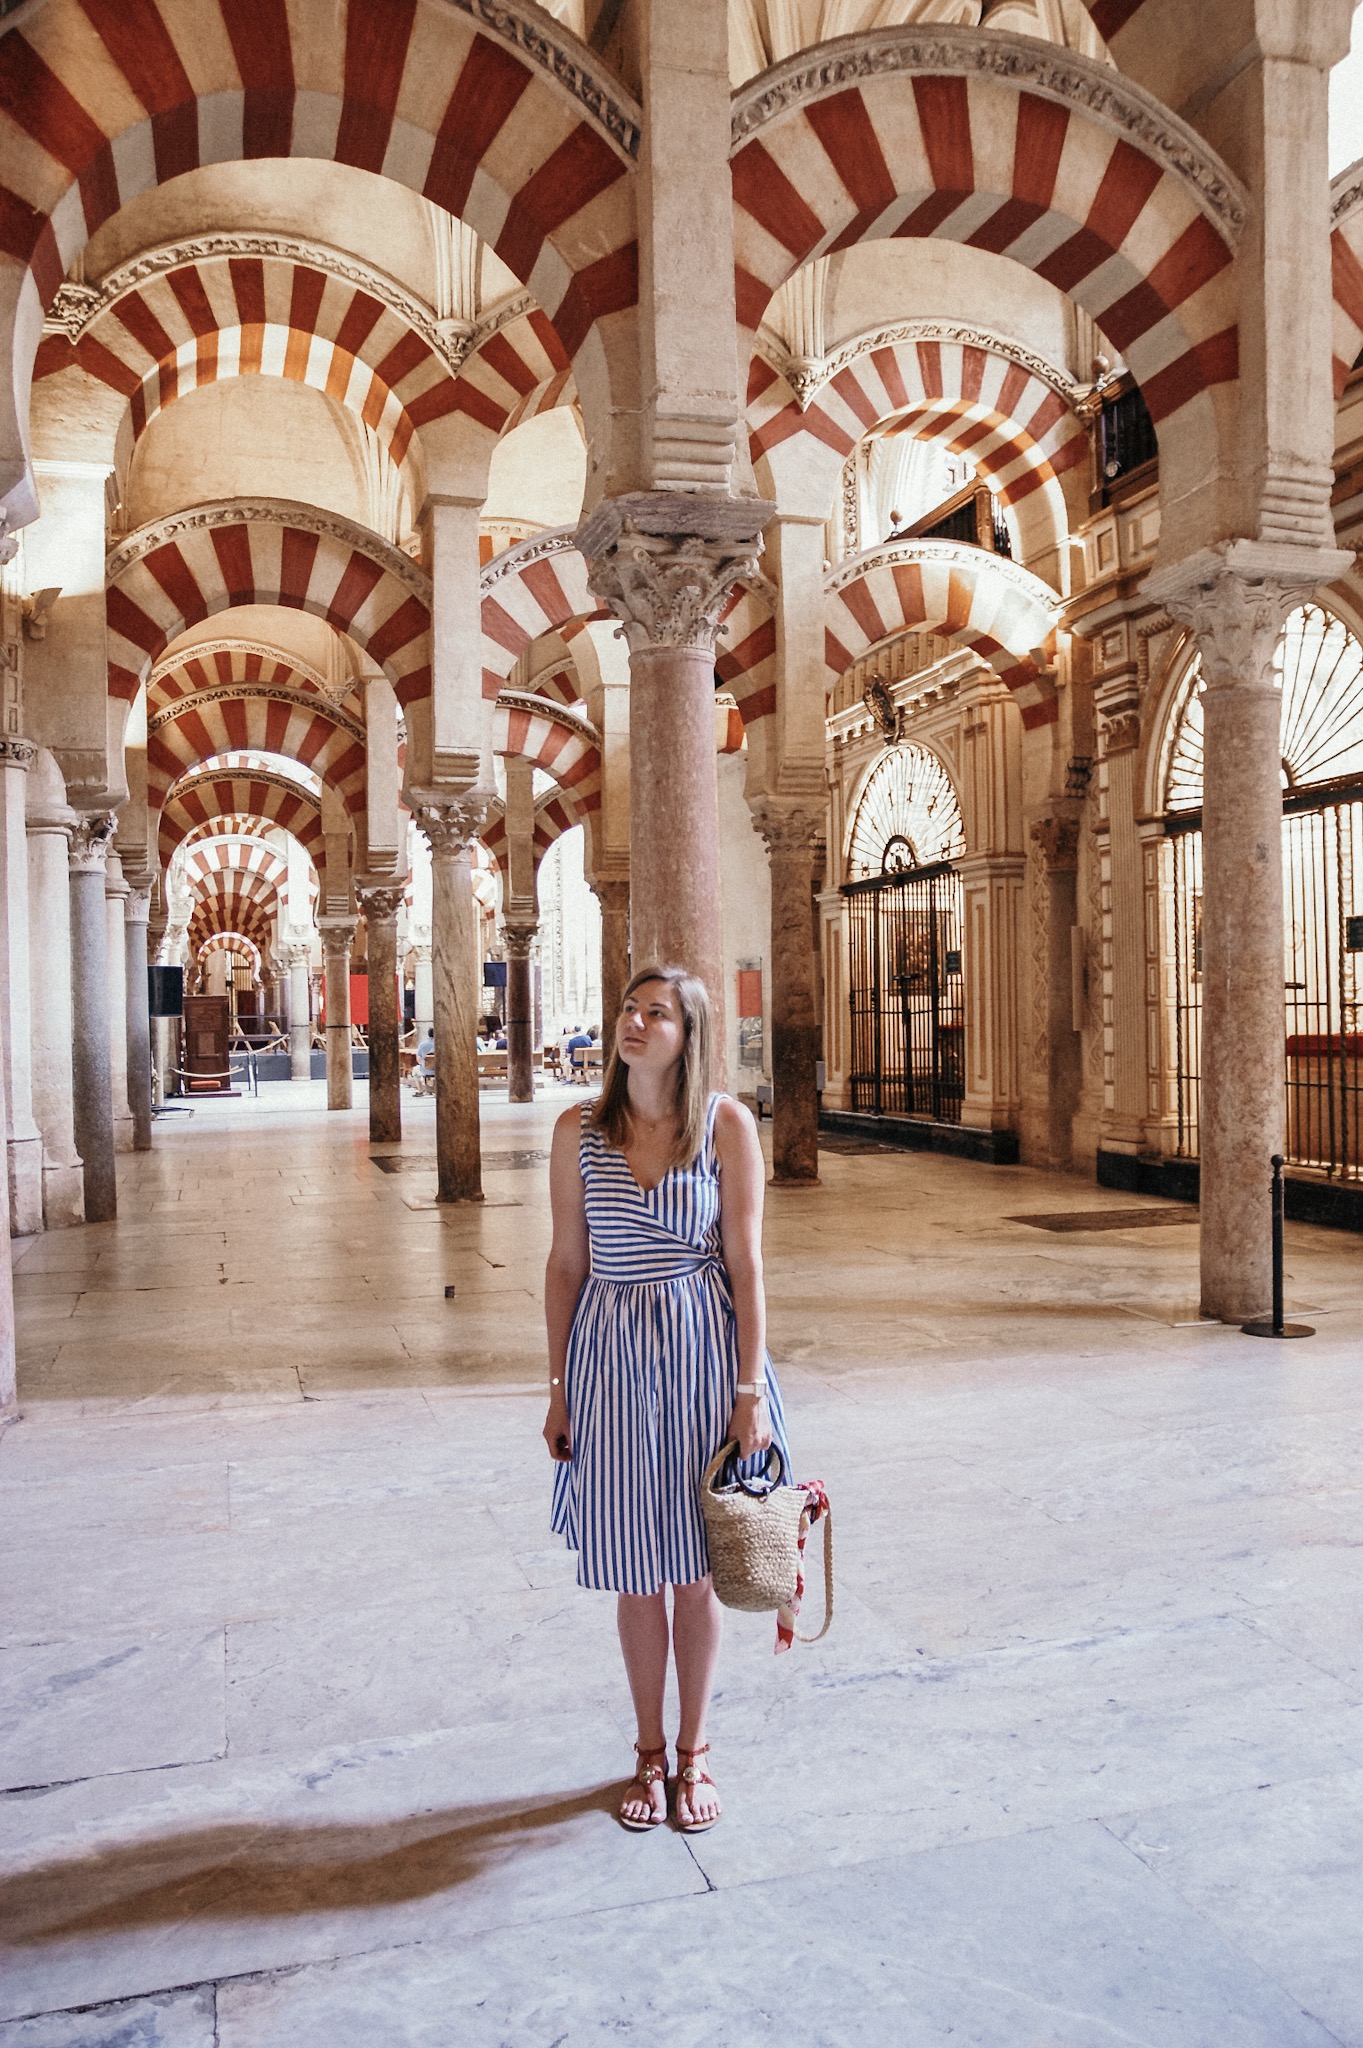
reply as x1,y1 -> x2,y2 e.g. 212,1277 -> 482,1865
593,879 -> 630,1042
287,950 -> 312,1080
504,931 -> 535,1103
358,891 -> 403,1144
68,817 -> 117,1222
0,740 -> 43,1234
754,807 -> 822,1184
414,800 -> 486,1202
124,887 -> 153,1150
628,642 -> 723,991
105,854 -> 133,1154
320,924 -> 354,1111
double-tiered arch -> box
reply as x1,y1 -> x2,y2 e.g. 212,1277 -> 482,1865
0,0 -> 641,525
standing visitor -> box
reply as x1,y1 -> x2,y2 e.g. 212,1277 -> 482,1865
543,965 -> 789,1833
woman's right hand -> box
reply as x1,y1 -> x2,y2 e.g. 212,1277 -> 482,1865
544,1394 -> 572,1463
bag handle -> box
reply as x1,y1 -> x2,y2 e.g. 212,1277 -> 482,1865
792,1501 -> 834,1643
701,1438 -> 784,1494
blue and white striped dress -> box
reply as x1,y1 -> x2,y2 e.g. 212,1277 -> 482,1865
551,1092 -> 790,1594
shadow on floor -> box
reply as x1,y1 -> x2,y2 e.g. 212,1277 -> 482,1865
4,1786 -> 619,1941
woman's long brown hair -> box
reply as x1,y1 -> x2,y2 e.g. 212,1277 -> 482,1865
589,965 -> 713,1168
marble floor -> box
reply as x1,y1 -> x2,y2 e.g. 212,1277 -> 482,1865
2,1082 -> 1362,2046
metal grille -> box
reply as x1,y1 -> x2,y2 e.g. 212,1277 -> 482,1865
1170,795 -> 1363,1180
845,862 -> 965,1121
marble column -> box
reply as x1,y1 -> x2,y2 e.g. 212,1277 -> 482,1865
123,879 -> 153,1151
412,940 -> 434,1038
1150,545 -> 1348,1321
578,497 -> 770,1020
413,798 -> 486,1202
357,885 -> 403,1144
68,813 -> 117,1223
503,923 -> 536,1103
318,919 -> 355,1111
1028,816 -> 1083,1170
591,878 -> 630,1043
752,800 -> 823,1184
0,738 -> 44,1234
286,944 -> 312,1080
104,850 -> 134,1154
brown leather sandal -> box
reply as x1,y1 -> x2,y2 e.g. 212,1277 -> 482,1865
674,1744 -> 721,1835
619,1743 -> 669,1831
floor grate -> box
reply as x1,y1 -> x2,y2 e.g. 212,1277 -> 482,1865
371,1150 -> 550,1175
1008,1207 -> 1197,1233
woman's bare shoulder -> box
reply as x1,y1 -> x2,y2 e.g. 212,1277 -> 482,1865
712,1093 -> 759,1151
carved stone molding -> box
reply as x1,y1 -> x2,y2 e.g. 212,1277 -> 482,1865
0,736 -> 36,769
501,922 -> 538,960
731,28 -> 1247,239
862,675 -> 903,744
411,793 -> 491,858
68,812 -> 117,875
1146,541 -> 1353,693
318,917 -> 357,958
496,688 -> 600,748
148,683 -> 365,744
165,764 -> 322,813
750,797 -> 825,858
107,500 -> 432,599
1099,709 -> 1142,756
826,535 -> 1060,619
283,942 -> 313,969
355,884 -> 406,923
1030,815 -> 1081,872
577,497 -> 774,656
480,524 -> 577,591
1331,164 -> 1363,229
447,0 -> 641,158
757,317 -> 1083,416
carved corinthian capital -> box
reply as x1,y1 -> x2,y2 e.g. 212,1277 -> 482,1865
749,797 -> 825,859
67,812 -> 117,875
355,883 -> 406,924
410,791 -> 489,858
577,493 -> 775,655
1146,540 -> 1353,693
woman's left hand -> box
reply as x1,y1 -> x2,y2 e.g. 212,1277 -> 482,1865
727,1392 -> 772,1459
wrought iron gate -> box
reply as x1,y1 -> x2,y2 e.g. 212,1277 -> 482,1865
845,861 -> 965,1120
1170,788 -> 1363,1180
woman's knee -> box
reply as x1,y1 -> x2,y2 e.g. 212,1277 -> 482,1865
671,1574 -> 716,1609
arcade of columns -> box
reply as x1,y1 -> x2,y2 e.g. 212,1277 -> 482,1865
1,0 -> 1360,1428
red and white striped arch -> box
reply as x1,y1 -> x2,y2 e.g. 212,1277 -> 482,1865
824,539 -> 1060,729
149,641 -> 360,721
160,767 -> 325,867
0,0 -> 639,523
194,927 -> 265,969
106,503 -> 432,705
492,693 -> 602,828
183,834 -> 286,902
33,250 -> 459,484
446,304 -> 577,447
730,34 -> 1241,445
481,786 -> 583,884
148,695 -> 365,815
715,585 -> 777,732
747,334 -> 1087,550
186,860 -> 282,949
1331,172 -> 1363,397
480,530 -> 603,701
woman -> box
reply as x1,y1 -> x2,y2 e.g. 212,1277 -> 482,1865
544,965 -> 789,1834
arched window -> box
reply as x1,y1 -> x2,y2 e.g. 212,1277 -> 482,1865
843,746 -> 967,1126
1162,603 -> 1363,1181
846,745 -> 965,882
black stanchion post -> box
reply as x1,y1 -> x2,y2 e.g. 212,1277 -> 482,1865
1241,1155 -> 1314,1339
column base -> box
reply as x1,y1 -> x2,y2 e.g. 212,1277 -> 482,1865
8,1135 -> 44,1237
41,1158 -> 85,1229
113,1113 -> 135,1154
769,1171 -> 821,1188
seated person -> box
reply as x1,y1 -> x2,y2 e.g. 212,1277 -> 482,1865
567,1025 -> 592,1077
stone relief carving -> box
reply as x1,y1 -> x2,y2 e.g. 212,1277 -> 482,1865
480,526 -> 577,590
731,30 -> 1247,238
749,797 -> 825,857
68,812 -> 118,874
0,736 -> 36,769
107,501 -> 432,600
1029,816 -> 1081,871
584,524 -> 765,655
862,674 -> 903,744
1155,568 -> 1319,692
354,884 -> 407,922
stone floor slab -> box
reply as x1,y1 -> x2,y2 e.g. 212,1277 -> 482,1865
0,1630 -> 224,1792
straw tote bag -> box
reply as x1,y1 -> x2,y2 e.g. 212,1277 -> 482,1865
699,1441 -> 833,1642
